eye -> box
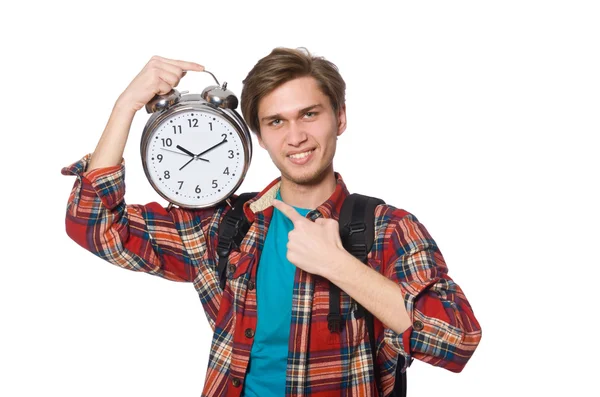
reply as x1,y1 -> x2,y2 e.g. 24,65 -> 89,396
269,119 -> 282,126
304,111 -> 317,118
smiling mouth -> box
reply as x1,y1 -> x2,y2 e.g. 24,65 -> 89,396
288,149 -> 314,159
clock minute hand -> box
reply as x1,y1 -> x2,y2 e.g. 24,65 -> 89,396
197,138 -> 228,157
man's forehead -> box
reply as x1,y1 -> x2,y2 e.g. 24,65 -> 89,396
258,77 -> 329,117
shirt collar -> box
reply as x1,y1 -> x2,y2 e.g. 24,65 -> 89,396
242,172 -> 349,223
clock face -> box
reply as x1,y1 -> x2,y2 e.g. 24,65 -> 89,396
143,108 -> 247,207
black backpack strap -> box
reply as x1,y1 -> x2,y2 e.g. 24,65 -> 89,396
216,193 -> 257,290
336,194 -> 384,388
339,193 -> 383,263
391,361 -> 407,397
336,193 -> 408,397
329,194 -> 384,332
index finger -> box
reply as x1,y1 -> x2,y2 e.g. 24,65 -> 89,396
272,199 -> 306,225
154,56 -> 205,72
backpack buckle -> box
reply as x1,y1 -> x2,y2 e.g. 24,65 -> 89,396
343,221 -> 366,238
225,216 -> 243,228
217,240 -> 233,257
350,243 -> 368,258
327,313 -> 342,333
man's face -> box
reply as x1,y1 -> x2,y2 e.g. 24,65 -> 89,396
257,76 -> 346,186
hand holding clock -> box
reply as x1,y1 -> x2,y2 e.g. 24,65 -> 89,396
89,56 -> 204,171
116,56 -> 205,114
89,53 -> 250,208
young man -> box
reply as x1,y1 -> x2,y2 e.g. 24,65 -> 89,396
63,48 -> 481,396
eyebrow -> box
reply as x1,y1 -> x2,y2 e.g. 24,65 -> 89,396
260,104 -> 323,123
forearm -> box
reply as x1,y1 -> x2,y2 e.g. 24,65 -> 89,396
88,99 -> 136,171
323,251 -> 412,334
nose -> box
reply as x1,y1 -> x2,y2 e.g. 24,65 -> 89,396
286,121 -> 307,146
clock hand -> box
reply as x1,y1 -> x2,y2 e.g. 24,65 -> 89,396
178,151 -> 211,170
174,141 -> 223,171
197,138 -> 228,157
175,145 -> 210,162
176,145 -> 195,157
161,148 -> 190,156
161,147 -> 209,162
179,157 -> 195,171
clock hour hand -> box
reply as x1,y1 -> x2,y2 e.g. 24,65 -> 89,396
197,138 -> 228,157
170,145 -> 209,162
176,145 -> 195,157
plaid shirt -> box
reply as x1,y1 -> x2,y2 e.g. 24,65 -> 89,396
62,155 -> 481,397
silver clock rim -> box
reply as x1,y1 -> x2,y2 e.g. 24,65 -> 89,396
141,101 -> 252,209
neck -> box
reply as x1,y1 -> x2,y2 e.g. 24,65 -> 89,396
279,171 -> 337,210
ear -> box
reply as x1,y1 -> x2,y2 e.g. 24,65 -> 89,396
336,104 -> 347,137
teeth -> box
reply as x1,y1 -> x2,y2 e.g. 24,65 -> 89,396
289,150 -> 313,159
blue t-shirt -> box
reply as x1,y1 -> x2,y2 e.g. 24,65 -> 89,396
243,191 -> 311,396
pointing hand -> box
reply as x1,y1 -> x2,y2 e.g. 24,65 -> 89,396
272,199 -> 346,277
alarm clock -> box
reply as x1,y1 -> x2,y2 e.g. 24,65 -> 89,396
140,71 -> 252,209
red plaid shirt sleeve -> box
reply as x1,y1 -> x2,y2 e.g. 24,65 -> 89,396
380,207 -> 482,374
61,155 -> 225,328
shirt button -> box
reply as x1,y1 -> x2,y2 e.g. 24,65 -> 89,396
227,264 -> 236,275
413,320 -> 424,331
245,328 -> 255,338
231,377 -> 241,387
248,280 -> 255,290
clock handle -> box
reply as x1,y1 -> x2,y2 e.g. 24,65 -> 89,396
146,70 -> 231,114
145,69 -> 219,114
203,70 -> 220,86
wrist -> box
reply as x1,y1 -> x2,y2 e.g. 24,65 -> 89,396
322,249 -> 356,281
114,93 -> 139,116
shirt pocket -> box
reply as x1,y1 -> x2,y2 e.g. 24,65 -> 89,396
223,250 -> 254,304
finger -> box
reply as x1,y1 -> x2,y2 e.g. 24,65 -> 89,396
272,199 -> 305,225
157,69 -> 181,88
154,61 -> 187,78
315,218 -> 327,225
156,79 -> 172,95
153,55 -> 205,72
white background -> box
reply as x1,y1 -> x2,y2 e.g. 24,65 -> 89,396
1,1 -> 598,396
